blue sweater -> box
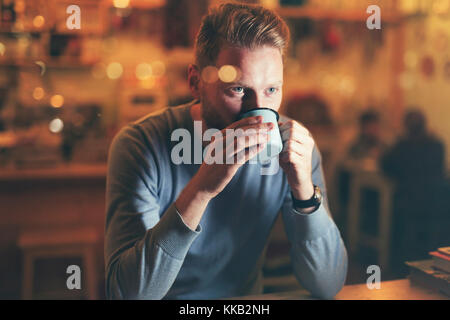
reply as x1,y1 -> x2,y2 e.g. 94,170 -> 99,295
104,101 -> 348,299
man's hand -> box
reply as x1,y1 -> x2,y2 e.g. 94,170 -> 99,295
279,120 -> 316,210
175,116 -> 273,230
194,116 -> 274,198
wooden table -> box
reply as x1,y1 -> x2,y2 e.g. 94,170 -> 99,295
235,279 -> 449,300
0,164 -> 107,299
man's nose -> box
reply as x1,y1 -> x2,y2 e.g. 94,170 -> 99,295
242,90 -> 265,111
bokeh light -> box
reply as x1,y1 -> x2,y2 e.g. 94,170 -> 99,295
0,42 -> 5,56
218,65 -> 238,83
14,0 -> 25,13
140,77 -> 156,89
17,36 -> 30,48
32,87 -> 45,100
113,0 -> 130,9
12,21 -> 25,32
33,16 -> 45,29
201,66 -> 219,84
106,62 -> 123,80
136,63 -> 152,80
49,118 -> 64,133
50,95 -> 64,108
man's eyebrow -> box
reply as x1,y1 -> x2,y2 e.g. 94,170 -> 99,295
225,81 -> 283,87
268,81 -> 283,86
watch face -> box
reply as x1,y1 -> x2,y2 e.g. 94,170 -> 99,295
314,186 -> 322,202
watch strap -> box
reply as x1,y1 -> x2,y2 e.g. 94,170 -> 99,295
291,185 -> 321,209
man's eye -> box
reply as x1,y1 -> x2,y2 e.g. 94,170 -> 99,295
231,87 -> 244,94
266,87 -> 278,95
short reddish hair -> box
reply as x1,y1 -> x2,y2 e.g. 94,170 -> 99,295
194,2 -> 290,69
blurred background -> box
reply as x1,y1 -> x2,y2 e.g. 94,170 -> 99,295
0,0 -> 449,299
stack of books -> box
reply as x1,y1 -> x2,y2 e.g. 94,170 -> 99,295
405,247 -> 450,297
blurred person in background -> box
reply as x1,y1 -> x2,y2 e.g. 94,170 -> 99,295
336,109 -> 387,235
347,110 -> 386,161
381,109 -> 448,276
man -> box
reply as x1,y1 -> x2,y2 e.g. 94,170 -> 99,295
105,3 -> 347,299
348,110 -> 386,160
381,109 -> 447,275
336,110 -> 386,230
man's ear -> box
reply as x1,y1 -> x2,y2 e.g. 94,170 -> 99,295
188,64 -> 201,99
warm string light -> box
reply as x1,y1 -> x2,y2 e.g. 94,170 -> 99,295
140,77 -> 155,89
136,63 -> 152,80
50,95 -> 64,108
32,87 -> 45,100
218,65 -> 238,83
106,62 -> 123,79
201,66 -> 219,84
113,0 -> 130,9
14,0 -> 25,13
49,118 -> 64,133
92,61 -> 166,81
33,15 -> 45,29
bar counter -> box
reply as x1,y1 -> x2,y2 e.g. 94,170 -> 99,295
0,164 -> 107,181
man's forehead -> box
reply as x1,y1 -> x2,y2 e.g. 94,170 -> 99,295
212,45 -> 283,85
215,45 -> 283,67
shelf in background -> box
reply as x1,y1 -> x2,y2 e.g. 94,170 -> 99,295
276,6 -> 422,23
0,58 -> 100,69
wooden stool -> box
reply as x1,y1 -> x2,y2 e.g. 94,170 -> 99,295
18,226 -> 99,300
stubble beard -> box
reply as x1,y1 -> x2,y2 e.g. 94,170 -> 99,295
200,94 -> 229,131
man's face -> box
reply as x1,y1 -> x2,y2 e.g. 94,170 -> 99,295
199,45 -> 284,130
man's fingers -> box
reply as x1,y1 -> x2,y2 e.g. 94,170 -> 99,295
225,131 -> 270,159
212,121 -> 273,144
281,139 -> 306,155
280,149 -> 303,164
279,120 -> 310,137
227,116 -> 262,130
234,142 -> 267,164
225,122 -> 274,139
280,125 -> 314,147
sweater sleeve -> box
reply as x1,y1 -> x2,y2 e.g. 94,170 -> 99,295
104,125 -> 201,300
281,146 -> 348,299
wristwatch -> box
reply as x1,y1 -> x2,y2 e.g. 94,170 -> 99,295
291,185 -> 322,210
